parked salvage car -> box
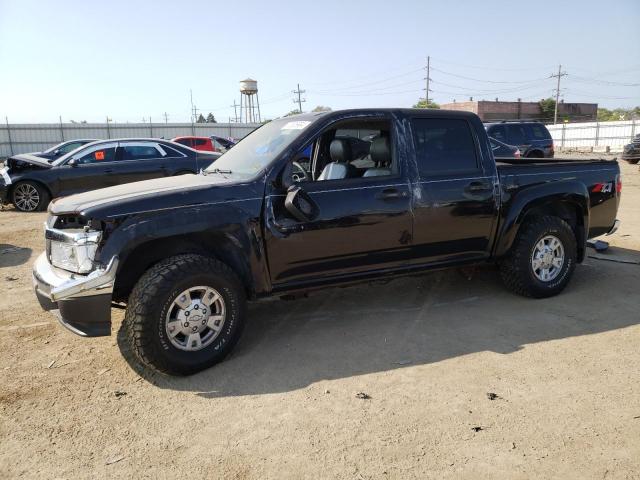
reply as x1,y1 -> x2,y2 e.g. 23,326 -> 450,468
0,139 -> 220,212
32,109 -> 620,375
31,139 -> 98,162
490,137 -> 521,159
485,121 -> 554,158
621,134 -> 640,164
172,136 -> 216,152
210,135 -> 237,152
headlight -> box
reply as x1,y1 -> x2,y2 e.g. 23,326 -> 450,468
46,227 -> 102,274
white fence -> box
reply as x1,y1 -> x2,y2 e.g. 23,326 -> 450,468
0,122 -> 261,158
547,120 -> 638,150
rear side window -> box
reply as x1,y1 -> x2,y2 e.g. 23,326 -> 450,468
174,138 -> 192,147
162,145 -> 184,157
194,138 -> 208,146
412,118 -> 478,175
122,145 -> 159,160
528,123 -> 551,140
507,124 -> 528,145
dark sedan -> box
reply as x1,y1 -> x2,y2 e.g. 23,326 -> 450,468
0,139 -> 220,212
490,137 -> 521,160
622,134 -> 640,164
32,139 -> 98,162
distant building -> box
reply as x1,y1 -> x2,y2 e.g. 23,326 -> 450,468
439,100 -> 598,123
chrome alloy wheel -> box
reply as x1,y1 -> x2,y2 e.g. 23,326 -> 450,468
13,184 -> 40,211
531,235 -> 565,282
165,286 -> 226,352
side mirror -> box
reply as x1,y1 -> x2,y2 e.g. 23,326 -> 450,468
276,162 -> 293,191
284,185 -> 317,222
53,149 -> 60,155
68,158 -> 78,167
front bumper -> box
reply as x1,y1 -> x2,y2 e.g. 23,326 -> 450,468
32,253 -> 118,336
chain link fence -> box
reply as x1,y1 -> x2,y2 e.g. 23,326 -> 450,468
0,120 -> 260,158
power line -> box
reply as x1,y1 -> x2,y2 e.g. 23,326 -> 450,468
430,67 -> 549,84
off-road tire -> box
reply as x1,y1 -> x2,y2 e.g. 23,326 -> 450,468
499,216 -> 577,298
123,254 -> 246,375
12,181 -> 50,212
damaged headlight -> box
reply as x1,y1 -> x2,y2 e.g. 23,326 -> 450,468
46,227 -> 102,274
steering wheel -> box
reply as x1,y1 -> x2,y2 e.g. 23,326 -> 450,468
291,161 -> 309,183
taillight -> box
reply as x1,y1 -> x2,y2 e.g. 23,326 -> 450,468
616,175 -> 622,194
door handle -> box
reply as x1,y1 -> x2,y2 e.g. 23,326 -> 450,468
104,169 -> 114,174
269,218 -> 305,235
377,188 -> 407,200
465,181 -> 492,192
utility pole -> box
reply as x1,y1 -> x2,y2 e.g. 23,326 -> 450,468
550,64 -> 567,124
163,112 -> 169,124
292,83 -> 306,113
230,100 -> 239,122
424,56 -> 432,107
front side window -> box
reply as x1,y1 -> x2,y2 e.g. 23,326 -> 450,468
75,146 -> 117,164
412,118 -> 478,175
194,138 -> 207,146
288,119 -> 394,184
59,142 -> 83,154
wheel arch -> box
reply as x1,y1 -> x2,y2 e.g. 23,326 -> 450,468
495,181 -> 589,262
112,232 -> 256,303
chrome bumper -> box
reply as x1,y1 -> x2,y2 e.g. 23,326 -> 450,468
32,253 -> 118,337
606,219 -> 621,236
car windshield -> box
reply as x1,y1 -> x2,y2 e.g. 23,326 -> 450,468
42,141 -> 66,154
204,118 -> 313,177
52,143 -> 96,166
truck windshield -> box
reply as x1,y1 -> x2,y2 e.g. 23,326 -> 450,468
204,118 -> 312,177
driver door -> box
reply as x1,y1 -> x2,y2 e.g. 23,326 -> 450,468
56,142 -> 119,196
264,119 -> 413,289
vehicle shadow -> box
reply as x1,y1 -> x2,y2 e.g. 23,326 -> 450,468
0,244 -> 32,268
117,246 -> 640,397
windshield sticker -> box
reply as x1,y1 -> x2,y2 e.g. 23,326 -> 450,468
281,121 -> 311,130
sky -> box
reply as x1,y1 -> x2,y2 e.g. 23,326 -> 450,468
0,0 -> 639,123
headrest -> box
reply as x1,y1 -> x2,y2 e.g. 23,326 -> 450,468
329,138 -> 352,163
370,136 -> 391,166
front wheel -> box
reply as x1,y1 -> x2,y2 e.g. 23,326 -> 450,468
499,216 -> 577,298
12,181 -> 50,212
123,254 -> 246,375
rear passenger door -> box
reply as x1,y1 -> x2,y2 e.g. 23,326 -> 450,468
410,117 -> 499,264
110,141 -> 169,184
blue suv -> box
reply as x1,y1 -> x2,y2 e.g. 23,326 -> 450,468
485,121 -> 554,158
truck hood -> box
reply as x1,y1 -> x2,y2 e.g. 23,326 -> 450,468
49,173 -> 262,217
8,153 -> 53,169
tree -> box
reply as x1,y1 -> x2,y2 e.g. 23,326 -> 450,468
538,98 -> 556,121
285,109 -> 301,117
206,113 -> 217,123
597,107 -> 640,121
413,99 -> 440,109
311,105 -> 332,112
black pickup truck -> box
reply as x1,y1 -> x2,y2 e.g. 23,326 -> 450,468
32,109 -> 621,375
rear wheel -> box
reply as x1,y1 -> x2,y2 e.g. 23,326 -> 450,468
123,254 -> 246,375
499,216 -> 577,298
12,181 -> 50,212
526,150 -> 544,159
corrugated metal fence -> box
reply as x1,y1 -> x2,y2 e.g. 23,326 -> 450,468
0,122 -> 260,158
547,119 -> 638,150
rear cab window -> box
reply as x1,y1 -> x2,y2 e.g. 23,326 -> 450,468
411,118 -> 479,176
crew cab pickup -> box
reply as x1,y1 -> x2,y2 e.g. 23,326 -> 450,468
32,109 -> 621,375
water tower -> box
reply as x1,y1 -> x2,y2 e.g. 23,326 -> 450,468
239,78 -> 261,123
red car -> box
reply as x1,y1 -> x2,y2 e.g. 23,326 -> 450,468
171,136 -> 216,152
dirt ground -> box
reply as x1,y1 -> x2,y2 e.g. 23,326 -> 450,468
1,156 -> 639,479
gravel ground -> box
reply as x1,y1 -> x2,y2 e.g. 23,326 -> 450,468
0,156 -> 639,479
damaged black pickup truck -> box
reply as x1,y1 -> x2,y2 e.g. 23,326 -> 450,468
32,109 -> 621,375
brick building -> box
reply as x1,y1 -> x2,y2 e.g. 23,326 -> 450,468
439,100 -> 598,123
